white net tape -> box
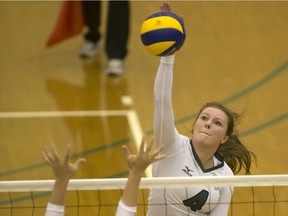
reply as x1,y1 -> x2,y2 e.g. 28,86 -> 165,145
1,175 -> 288,192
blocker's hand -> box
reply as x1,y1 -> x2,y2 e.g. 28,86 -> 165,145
43,144 -> 86,182
122,136 -> 166,175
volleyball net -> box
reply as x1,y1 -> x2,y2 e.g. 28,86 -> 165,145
0,175 -> 288,216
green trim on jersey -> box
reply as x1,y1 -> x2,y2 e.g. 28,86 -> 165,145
190,139 -> 225,173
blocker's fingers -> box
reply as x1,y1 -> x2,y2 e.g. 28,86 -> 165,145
139,136 -> 146,153
152,145 -> 164,157
42,146 -> 53,163
146,138 -> 153,153
74,158 -> 86,169
122,145 -> 131,159
153,153 -> 166,162
42,149 -> 51,164
50,143 -> 59,160
64,144 -> 72,163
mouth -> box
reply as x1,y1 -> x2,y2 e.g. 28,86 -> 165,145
200,131 -> 211,136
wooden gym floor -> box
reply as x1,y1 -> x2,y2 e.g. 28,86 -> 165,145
0,1 -> 287,215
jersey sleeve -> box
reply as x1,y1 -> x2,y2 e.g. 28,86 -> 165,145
115,199 -> 137,216
154,55 -> 179,152
45,203 -> 64,216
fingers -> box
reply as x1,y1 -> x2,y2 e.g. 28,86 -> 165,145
161,2 -> 184,24
50,143 -> 59,161
74,158 -> 86,170
42,144 -> 57,165
152,145 -> 164,157
64,144 -> 72,164
139,136 -> 146,153
122,145 -> 131,159
145,137 -> 153,153
43,144 -> 85,167
153,154 -> 166,163
151,145 -> 166,162
179,15 -> 184,24
166,2 -> 172,12
161,1 -> 171,12
42,146 -> 52,165
142,137 -> 166,164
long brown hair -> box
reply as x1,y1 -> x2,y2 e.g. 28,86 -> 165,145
194,102 -> 257,174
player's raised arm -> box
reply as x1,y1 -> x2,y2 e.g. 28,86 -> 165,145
153,2 -> 185,150
115,136 -> 165,216
43,144 -> 85,216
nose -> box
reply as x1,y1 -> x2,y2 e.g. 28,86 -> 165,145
205,123 -> 211,129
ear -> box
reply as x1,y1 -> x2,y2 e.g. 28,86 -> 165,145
221,135 -> 229,144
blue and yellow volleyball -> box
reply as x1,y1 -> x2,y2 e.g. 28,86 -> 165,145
140,11 -> 186,56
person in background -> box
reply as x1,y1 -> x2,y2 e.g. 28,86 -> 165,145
79,0 -> 130,76
147,2 -> 256,216
44,137 -> 165,216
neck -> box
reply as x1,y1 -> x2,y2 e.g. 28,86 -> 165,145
191,140 -> 215,169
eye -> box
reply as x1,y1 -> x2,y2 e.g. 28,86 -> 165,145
214,121 -> 222,126
200,115 -> 207,120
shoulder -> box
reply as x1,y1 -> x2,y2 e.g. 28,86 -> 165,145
211,162 -> 234,176
223,162 -> 234,176
181,135 -> 191,145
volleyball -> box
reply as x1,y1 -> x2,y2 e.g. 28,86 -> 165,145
140,11 -> 186,56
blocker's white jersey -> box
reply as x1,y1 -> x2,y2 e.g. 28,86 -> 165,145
115,199 -> 137,216
45,203 -> 64,216
45,199 -> 136,216
147,56 -> 234,216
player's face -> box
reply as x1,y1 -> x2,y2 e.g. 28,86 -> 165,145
192,107 -> 229,148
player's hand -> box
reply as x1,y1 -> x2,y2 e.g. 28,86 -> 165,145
43,144 -> 86,182
160,1 -> 172,12
122,136 -> 166,175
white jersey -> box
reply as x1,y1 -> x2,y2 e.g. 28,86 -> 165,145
45,199 -> 136,216
147,56 -> 234,216
45,203 -> 64,216
115,199 -> 137,216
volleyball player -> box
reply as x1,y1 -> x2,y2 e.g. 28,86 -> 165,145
147,2 -> 256,215
43,137 -> 165,216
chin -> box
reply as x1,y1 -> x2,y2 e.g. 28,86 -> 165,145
193,137 -> 210,145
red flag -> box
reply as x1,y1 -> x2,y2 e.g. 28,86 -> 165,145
46,1 -> 84,47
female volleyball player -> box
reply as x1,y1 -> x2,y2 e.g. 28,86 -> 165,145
147,2 -> 256,216
43,137 -> 165,216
